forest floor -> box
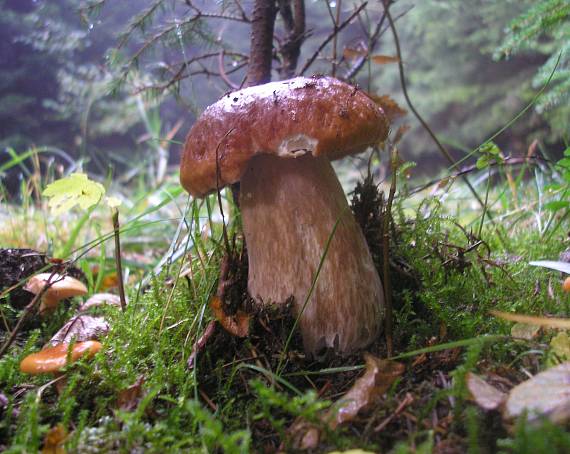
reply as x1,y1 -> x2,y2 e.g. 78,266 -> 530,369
1,154 -> 570,453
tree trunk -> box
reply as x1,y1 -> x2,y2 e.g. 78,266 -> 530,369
246,0 -> 277,86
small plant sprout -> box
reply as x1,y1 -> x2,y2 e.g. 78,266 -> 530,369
180,76 -> 389,356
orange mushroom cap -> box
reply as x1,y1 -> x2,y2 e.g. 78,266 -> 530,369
24,273 -> 88,314
19,341 -> 102,375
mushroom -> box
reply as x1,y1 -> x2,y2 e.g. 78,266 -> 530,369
180,76 -> 389,355
24,273 -> 88,315
19,341 -> 102,375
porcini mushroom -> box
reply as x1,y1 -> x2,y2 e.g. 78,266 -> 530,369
24,273 -> 88,315
20,341 -> 102,375
180,76 -> 389,355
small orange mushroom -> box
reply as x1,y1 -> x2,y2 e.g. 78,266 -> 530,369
20,341 -> 102,375
563,277 -> 570,293
24,273 -> 87,315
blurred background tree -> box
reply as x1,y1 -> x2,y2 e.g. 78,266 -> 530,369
1,0 -> 568,190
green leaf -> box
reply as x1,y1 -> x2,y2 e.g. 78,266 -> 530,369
545,200 -> 570,211
479,141 -> 501,156
476,155 -> 489,170
43,173 -> 105,215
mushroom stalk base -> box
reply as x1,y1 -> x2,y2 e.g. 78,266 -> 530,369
240,154 -> 384,355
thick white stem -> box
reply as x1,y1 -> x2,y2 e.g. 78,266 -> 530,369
240,154 -> 384,355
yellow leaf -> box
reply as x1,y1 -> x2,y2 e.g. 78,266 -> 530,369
43,173 -> 105,215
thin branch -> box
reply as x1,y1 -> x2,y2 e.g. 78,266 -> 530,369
382,1 -> 506,247
112,209 -> 127,312
299,2 -> 367,76
278,0 -> 306,78
218,51 -> 240,89
383,147 -> 397,357
185,1 -> 251,23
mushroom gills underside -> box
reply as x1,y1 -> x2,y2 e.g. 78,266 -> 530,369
240,153 -> 385,355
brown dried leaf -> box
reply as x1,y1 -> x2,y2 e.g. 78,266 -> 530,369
504,362 -> 570,424
117,376 -> 145,411
42,424 -> 67,454
49,315 -> 109,345
328,354 -> 405,428
210,296 -> 250,338
466,373 -> 506,411
368,94 -> 407,121
370,55 -> 400,64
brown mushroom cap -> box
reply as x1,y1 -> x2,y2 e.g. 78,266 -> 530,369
180,76 -> 389,197
19,341 -> 102,375
24,273 -> 88,314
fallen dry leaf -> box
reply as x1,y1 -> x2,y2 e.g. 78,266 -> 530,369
288,355 -> 404,448
466,373 -> 506,411
42,424 -> 67,454
328,354 -> 405,428
210,296 -> 250,338
504,362 -> 570,424
117,376 -> 145,411
491,310 -> 570,330
49,315 -> 109,345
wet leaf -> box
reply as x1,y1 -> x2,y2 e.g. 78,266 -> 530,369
370,54 -> 399,64
466,373 -> 506,411
210,296 -> 249,338
42,424 -> 67,454
328,354 -> 404,428
504,362 -> 570,424
491,310 -> 570,329
49,315 -> 109,345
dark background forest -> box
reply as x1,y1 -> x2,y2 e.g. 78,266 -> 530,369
1,0 -> 568,189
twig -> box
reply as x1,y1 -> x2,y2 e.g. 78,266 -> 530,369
298,2 -> 367,75
112,209 -> 127,312
382,1 -> 506,248
215,129 -> 236,256
218,51 -> 239,89
383,146 -> 398,357
0,272 -> 61,359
